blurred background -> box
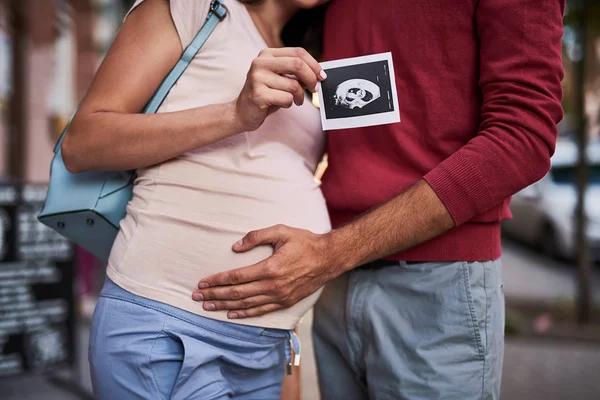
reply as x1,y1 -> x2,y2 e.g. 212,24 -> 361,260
0,0 -> 599,399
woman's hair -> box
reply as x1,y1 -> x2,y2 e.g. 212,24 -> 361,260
237,1 -> 328,60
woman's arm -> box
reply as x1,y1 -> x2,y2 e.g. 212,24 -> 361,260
62,0 -> 324,173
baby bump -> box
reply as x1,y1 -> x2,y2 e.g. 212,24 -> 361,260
107,177 -> 330,328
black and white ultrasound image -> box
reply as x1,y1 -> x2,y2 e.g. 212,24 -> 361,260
321,60 -> 395,120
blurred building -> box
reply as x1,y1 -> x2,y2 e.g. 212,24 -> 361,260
0,0 -> 599,182
562,2 -> 600,142
0,0 -> 126,182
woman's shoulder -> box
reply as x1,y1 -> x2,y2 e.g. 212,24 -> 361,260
126,0 -> 222,49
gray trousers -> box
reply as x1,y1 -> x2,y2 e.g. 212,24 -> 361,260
313,259 -> 505,400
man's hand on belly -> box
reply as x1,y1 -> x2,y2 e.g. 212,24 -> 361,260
192,180 -> 455,319
192,225 -> 344,319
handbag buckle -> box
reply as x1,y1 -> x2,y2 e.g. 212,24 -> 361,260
210,1 -> 227,21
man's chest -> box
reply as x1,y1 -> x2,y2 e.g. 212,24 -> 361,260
323,0 -> 478,62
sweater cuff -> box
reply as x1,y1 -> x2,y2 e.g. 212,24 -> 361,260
423,151 -> 496,226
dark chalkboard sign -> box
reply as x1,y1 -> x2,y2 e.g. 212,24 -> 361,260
0,182 -> 75,378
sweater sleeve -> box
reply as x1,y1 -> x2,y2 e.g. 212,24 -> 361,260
423,0 -> 565,226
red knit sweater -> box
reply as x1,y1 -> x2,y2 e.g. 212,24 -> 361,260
321,0 -> 565,261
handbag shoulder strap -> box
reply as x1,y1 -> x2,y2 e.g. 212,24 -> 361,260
54,0 -> 227,153
143,0 -> 226,113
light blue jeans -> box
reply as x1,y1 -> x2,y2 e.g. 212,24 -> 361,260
89,278 -> 298,400
313,260 -> 505,400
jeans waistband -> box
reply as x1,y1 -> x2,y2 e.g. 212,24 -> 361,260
100,277 -> 301,371
359,259 -> 421,269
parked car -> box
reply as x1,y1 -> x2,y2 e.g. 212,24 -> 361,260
502,140 -> 600,261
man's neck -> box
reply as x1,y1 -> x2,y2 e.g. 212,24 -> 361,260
244,0 -> 298,48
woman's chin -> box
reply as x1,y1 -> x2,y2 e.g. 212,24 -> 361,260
288,0 -> 331,10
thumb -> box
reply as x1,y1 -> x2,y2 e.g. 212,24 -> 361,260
232,225 -> 288,253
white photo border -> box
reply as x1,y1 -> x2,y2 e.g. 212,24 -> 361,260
317,52 -> 401,131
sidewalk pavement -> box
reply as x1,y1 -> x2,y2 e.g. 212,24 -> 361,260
2,239 -> 600,399
0,310 -> 319,400
2,311 -> 600,400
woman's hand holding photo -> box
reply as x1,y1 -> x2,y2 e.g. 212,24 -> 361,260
234,47 -> 326,132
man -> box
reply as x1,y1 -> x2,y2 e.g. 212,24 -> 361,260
193,0 -> 565,398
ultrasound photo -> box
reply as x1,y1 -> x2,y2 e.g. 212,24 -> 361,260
317,52 -> 400,130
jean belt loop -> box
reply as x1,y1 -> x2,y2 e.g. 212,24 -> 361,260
291,330 -> 301,366
285,333 -> 292,375
285,330 -> 301,375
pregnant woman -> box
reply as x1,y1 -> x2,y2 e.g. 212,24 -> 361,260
61,0 -> 330,398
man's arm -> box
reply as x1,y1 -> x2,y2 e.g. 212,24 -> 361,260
191,181 -> 453,318
192,0 -> 565,319
422,0 -> 565,225
326,180 -> 454,270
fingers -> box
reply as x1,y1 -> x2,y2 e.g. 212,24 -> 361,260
246,47 -> 326,114
253,48 -> 327,92
267,47 -> 326,82
255,56 -> 319,93
232,224 -> 290,253
263,88 -> 295,109
193,281 -> 271,302
244,77 -> 294,112
227,303 -> 284,319
199,295 -> 274,313
197,257 -> 279,288
260,73 -> 305,106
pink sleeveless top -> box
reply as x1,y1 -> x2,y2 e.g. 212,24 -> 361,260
107,0 -> 330,329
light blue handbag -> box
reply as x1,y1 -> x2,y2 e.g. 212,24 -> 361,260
38,0 -> 227,262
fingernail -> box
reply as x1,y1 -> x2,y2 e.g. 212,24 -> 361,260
192,292 -> 203,301
198,282 -> 209,289
314,84 -> 319,93
320,70 -> 327,80
233,239 -> 243,249
229,312 -> 239,319
204,302 -> 216,311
